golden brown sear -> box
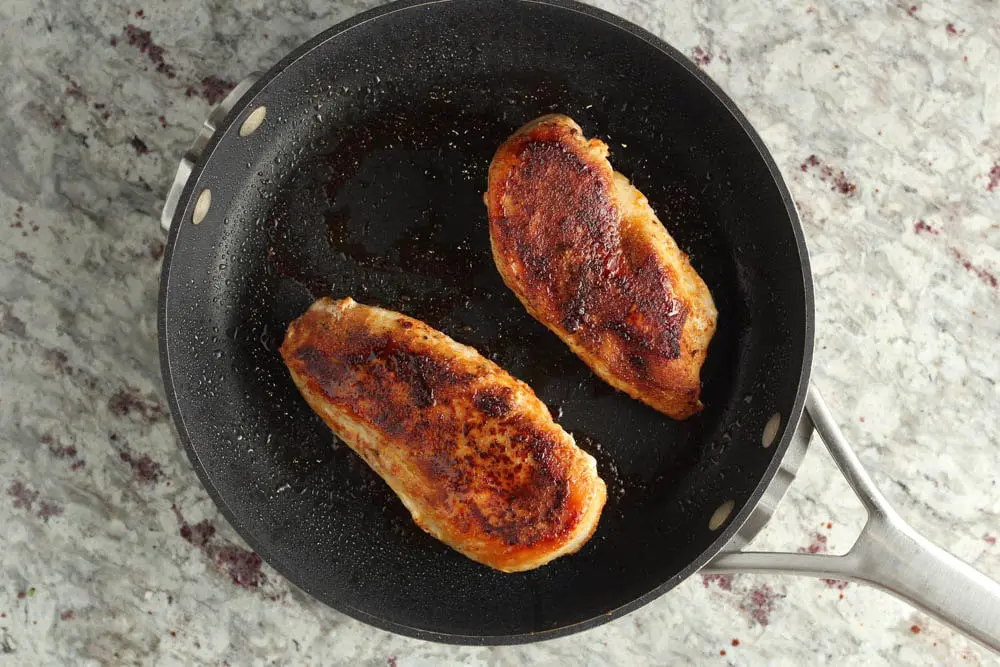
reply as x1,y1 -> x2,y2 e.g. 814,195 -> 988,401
486,115 -> 718,420
280,297 -> 606,572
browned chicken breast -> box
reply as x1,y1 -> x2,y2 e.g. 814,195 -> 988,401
486,115 -> 717,420
280,297 -> 607,572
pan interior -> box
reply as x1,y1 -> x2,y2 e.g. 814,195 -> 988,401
161,0 -> 810,641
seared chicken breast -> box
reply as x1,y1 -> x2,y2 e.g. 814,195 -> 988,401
280,297 -> 607,572
486,115 -> 717,420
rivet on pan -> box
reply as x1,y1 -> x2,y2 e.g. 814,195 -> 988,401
709,500 -> 735,531
761,413 -> 782,448
240,106 -> 267,137
192,188 -> 211,225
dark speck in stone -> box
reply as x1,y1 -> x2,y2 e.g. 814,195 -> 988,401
118,448 -> 164,484
130,136 -> 149,155
124,24 -> 176,77
702,573 -> 733,590
107,387 -> 166,423
9,481 -> 38,511
187,76 -> 236,105
180,519 -> 216,548
987,164 -> 1000,192
215,547 -> 265,589
0,304 -> 27,338
64,82 -> 84,100
950,248 -> 998,290
739,584 -> 784,627
173,505 -> 267,590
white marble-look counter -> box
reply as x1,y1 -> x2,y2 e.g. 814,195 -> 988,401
0,0 -> 998,664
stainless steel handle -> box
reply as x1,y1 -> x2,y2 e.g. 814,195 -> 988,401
706,384 -> 1000,653
160,73 -> 263,232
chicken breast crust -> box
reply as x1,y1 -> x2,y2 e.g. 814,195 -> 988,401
280,297 -> 607,572
486,114 -> 718,420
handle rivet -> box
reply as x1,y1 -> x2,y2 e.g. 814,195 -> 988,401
762,413 -> 781,448
709,500 -> 735,530
240,106 -> 267,137
192,188 -> 211,225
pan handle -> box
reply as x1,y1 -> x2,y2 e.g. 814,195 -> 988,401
705,384 -> 1000,653
160,73 -> 262,233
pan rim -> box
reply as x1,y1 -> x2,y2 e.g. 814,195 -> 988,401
157,0 -> 815,645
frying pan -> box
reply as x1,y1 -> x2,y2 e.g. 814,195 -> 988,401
157,0 -> 1000,649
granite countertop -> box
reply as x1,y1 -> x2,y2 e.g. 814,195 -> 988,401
2,0 -> 999,664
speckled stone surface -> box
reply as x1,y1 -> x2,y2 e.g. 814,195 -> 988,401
1,0 -> 998,664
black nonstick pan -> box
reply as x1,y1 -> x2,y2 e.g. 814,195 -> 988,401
158,0 -> 1000,649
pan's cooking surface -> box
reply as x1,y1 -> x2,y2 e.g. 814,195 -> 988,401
160,0 -> 811,641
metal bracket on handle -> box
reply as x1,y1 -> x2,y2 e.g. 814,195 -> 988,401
725,408 -> 813,552
705,384 -> 1000,653
160,73 -> 262,233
